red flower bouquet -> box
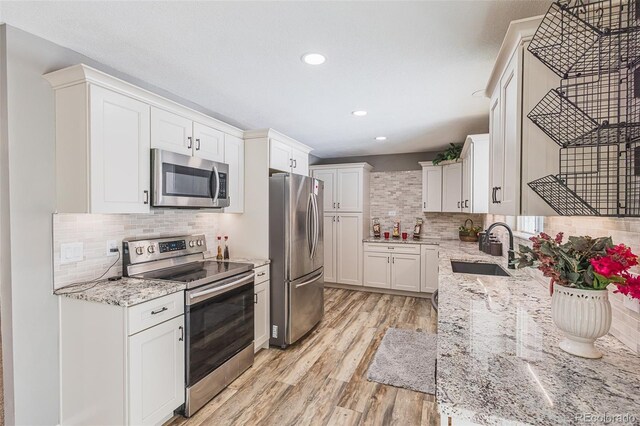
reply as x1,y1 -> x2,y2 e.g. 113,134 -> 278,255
514,233 -> 640,299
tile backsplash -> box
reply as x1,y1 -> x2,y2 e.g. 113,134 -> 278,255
369,170 -> 484,239
53,210 -> 224,289
487,213 -> 640,354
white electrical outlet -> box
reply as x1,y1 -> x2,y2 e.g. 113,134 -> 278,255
388,210 -> 397,216
61,242 -> 83,264
106,240 -> 119,256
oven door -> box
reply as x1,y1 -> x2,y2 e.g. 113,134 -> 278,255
152,149 -> 230,208
185,271 -> 254,387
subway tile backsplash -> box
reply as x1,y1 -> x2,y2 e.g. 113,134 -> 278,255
369,170 -> 484,239
53,210 -> 223,289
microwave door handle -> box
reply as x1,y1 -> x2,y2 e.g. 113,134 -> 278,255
211,165 -> 220,202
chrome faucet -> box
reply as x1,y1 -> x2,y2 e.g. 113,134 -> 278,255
485,222 -> 515,269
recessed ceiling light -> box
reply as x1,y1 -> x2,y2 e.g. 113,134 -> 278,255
301,53 -> 326,65
375,136 -> 387,141
352,110 -> 367,117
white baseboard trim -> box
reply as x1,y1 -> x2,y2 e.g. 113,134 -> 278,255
325,282 -> 432,299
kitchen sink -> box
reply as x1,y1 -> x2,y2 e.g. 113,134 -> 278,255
450,261 -> 510,277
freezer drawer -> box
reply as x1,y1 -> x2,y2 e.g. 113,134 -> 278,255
287,267 -> 324,345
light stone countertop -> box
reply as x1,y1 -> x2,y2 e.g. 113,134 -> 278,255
54,277 -> 186,307
363,236 -> 442,245
222,257 -> 270,268
436,240 -> 640,425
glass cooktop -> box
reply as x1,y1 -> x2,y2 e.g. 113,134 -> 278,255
135,260 -> 253,288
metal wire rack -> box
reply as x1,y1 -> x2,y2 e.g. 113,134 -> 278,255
527,0 -> 640,217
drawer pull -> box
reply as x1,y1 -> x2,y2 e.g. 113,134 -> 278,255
387,247 -> 395,249
257,272 -> 266,277
151,307 -> 168,315
179,326 -> 184,342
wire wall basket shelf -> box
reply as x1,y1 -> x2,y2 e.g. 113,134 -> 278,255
527,0 -> 640,217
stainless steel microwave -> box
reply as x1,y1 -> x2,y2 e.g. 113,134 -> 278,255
151,149 -> 230,208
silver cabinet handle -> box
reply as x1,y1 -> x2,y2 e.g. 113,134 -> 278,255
289,158 -> 293,167
143,190 -> 149,205
333,202 -> 336,208
257,272 -> 266,277
337,216 -> 340,222
423,201 -> 426,209
496,187 -> 502,204
387,257 -> 390,263
254,293 -> 258,304
392,257 -> 395,264
457,201 -> 461,209
465,200 -> 469,208
178,326 -> 184,341
387,247 -> 395,249
337,202 -> 340,209
293,159 -> 297,168
195,138 -> 201,150
151,306 -> 168,315
187,136 -> 193,149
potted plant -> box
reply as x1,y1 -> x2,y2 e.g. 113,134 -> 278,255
515,232 -> 640,358
432,143 -> 463,165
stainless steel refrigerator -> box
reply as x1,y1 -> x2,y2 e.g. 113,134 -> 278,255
269,173 -> 324,348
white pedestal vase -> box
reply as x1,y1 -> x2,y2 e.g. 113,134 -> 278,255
551,283 -> 611,359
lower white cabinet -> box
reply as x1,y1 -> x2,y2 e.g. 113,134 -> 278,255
391,254 -> 421,292
364,252 -> 392,289
60,292 -> 185,426
254,265 -> 270,352
421,245 -> 439,293
129,315 -> 185,426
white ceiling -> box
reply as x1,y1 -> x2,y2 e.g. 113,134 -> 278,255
0,1 -> 550,158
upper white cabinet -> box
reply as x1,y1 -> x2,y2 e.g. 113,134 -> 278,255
45,64 -> 244,214
460,134 -> 490,214
442,162 -> 463,213
224,134 -> 245,213
266,135 -> 311,176
485,17 -> 560,216
420,163 -> 442,212
311,163 -> 372,213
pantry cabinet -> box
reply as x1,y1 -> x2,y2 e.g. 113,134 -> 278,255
336,213 -> 363,285
363,243 -> 437,293
253,264 -> 270,352
486,17 -> 559,216
60,291 -> 185,426
323,215 -> 337,283
311,163 -> 372,212
314,170 -> 337,211
45,64 -> 245,214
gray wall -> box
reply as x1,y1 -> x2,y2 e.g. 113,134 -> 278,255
0,24 -> 242,425
310,151 -> 437,172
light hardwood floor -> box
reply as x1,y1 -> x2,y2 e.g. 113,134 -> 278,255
167,287 -> 439,426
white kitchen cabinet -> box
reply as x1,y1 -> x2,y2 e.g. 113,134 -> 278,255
314,170 -> 337,211
128,315 -> 185,426
485,17 -> 558,216
224,134 -> 245,213
291,147 -> 309,176
336,168 -> 364,212
268,138 -> 311,175
150,107 -> 193,156
391,254 -> 421,292
45,64 -> 245,214
323,214 -> 337,283
442,162 -> 463,212
421,245 -> 439,293
254,280 -> 270,352
193,122 -> 225,162
60,292 -> 185,426
336,214 -> 363,285
419,163 -> 443,212
364,252 -> 391,289
460,134 -> 490,214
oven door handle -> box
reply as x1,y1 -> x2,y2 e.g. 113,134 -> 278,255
187,272 -> 254,305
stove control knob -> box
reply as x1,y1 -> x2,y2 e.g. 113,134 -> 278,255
197,240 -> 203,247
189,241 -> 196,248
135,247 -> 144,256
147,245 -> 155,254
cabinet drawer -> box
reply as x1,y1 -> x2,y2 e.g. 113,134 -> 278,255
364,243 -> 421,255
254,265 -> 270,284
128,292 -> 184,336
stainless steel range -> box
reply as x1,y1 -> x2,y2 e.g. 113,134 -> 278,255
123,234 -> 255,417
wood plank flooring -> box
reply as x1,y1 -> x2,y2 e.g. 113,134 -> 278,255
167,288 -> 439,426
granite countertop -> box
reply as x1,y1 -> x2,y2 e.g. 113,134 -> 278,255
54,277 -> 186,307
363,236 -> 441,245
436,240 -> 640,425
223,257 -> 270,268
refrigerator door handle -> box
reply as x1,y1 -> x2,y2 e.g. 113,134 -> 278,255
311,193 -> 320,259
306,193 -> 314,258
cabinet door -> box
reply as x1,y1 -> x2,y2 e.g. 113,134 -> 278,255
422,166 -> 442,212
269,138 -> 292,172
421,246 -> 439,293
254,281 -> 269,352
442,163 -> 463,212
90,85 -> 150,213
323,215 -> 337,283
364,252 -> 391,289
128,315 -> 185,426
391,254 -> 421,292
336,168 -> 362,212
150,107 -> 193,155
193,122 -> 225,162
499,50 -> 521,216
336,214 -> 362,285
224,134 -> 244,213
462,149 -> 472,213
489,90 -> 503,214
291,148 -> 309,176
313,170 -> 337,211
